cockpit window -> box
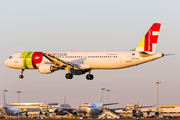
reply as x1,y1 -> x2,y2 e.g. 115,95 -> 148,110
9,56 -> 12,59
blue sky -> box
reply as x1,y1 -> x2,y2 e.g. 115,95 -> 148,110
0,0 -> 180,108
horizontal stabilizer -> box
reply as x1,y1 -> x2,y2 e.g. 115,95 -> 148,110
163,53 -> 175,56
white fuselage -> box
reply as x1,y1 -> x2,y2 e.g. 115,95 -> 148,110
5,51 -> 163,70
2,106 -> 21,116
87,102 -> 103,115
80,102 -> 104,115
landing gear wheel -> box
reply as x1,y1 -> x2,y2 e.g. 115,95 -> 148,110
86,74 -> 94,80
19,69 -> 24,79
19,75 -> 24,79
65,73 -> 73,79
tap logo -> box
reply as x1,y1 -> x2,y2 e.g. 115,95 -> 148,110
20,52 -> 43,69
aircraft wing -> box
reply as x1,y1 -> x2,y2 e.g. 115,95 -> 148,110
110,107 -> 126,111
135,104 -> 156,109
103,103 -> 119,106
19,110 -> 43,114
43,52 -> 91,70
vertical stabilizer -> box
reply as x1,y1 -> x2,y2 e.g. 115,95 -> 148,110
132,23 -> 161,52
99,88 -> 102,103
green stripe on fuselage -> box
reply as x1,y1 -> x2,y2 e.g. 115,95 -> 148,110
20,52 -> 29,69
26,52 -> 34,68
20,52 -> 34,69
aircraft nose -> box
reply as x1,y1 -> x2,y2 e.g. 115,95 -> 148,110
4,59 -> 9,67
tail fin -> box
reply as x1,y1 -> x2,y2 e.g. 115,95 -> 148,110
132,23 -> 161,52
99,88 -> 102,103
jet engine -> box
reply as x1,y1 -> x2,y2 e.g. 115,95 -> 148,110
25,112 -> 29,117
72,111 -> 78,116
14,111 -> 18,116
45,112 -> 49,116
54,108 -> 64,115
39,110 -> 43,115
132,109 -> 143,117
38,64 -> 59,74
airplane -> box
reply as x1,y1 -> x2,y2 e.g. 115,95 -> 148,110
75,88 -> 118,117
131,104 -> 157,118
112,104 -> 157,119
50,96 -> 75,116
53,88 -> 118,118
1,92 -> 42,117
5,23 -> 165,80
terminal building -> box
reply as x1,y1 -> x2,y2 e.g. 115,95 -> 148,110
6,102 -> 59,111
5,102 -> 71,112
116,104 -> 180,118
160,105 -> 180,117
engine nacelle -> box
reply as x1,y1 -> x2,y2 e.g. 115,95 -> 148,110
45,112 -> 48,116
25,112 -> 29,117
72,111 -> 78,116
54,108 -> 63,115
132,109 -> 137,113
14,111 -> 18,116
38,64 -> 59,74
39,111 -> 43,115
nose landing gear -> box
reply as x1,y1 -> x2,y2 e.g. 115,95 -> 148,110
19,69 -> 24,79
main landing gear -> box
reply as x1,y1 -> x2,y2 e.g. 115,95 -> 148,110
19,69 -> 24,79
86,71 -> 94,80
65,73 -> 73,79
86,74 -> 94,80
65,73 -> 94,80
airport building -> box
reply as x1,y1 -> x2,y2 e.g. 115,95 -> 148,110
2,103 -> 180,118
6,102 -> 59,111
160,105 -> 180,118
116,104 -> 180,118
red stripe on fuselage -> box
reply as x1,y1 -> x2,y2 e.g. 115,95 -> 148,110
32,52 -> 43,69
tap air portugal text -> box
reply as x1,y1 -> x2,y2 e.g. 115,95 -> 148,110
5,23 -> 164,80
